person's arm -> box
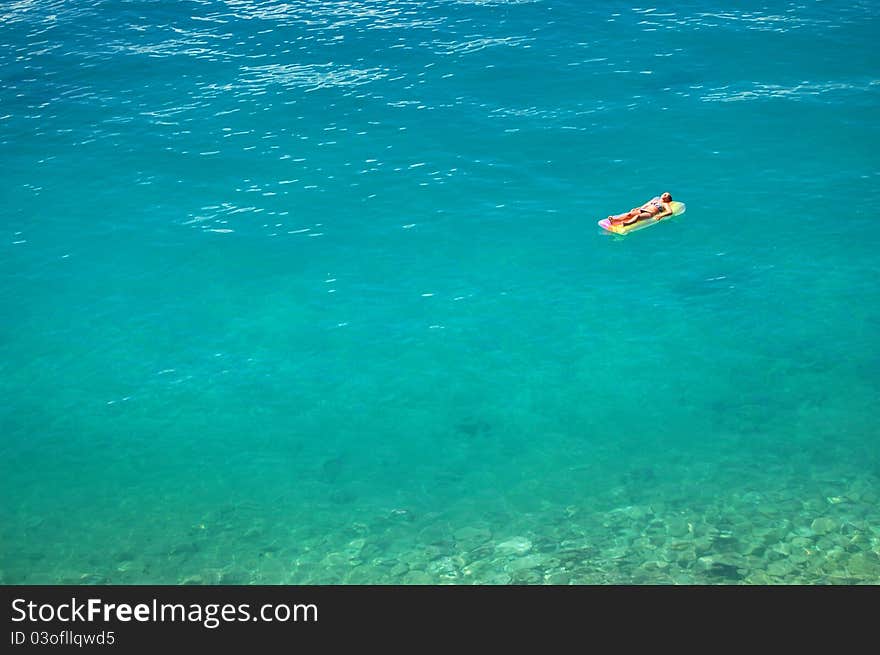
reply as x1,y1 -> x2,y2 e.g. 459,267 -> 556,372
654,203 -> 674,220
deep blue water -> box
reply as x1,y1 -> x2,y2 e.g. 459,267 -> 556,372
2,0 -> 879,584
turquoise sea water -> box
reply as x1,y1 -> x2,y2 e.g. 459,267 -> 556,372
2,0 -> 879,584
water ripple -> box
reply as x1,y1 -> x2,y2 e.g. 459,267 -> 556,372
701,79 -> 880,103
239,62 -> 388,93
219,0 -> 445,31
431,35 -> 534,56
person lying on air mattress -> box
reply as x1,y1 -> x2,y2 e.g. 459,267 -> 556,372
608,192 -> 674,226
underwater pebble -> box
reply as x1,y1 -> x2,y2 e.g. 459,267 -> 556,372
243,526 -> 264,540
744,571 -> 773,584
506,554 -> 546,573
603,546 -> 628,560
418,524 -> 453,546
667,540 -> 692,551
454,526 -> 492,546
845,552 -> 880,577
666,518 -> 691,538
693,538 -> 714,556
180,575 -> 205,585
402,570 -> 433,584
790,536 -> 812,549
389,562 -> 409,577
115,561 -> 136,573
810,517 -> 838,536
766,559 -> 795,577
671,548 -> 696,565
823,546 -> 847,563
756,504 -> 778,518
611,505 -> 651,520
321,552 -> 348,568
558,538 -> 593,553
697,554 -> 743,572
168,542 -> 198,556
346,566 -> 379,584
427,556 -> 460,579
511,569 -> 544,584
545,571 -> 571,585
788,551 -> 809,566
218,570 -> 249,584
737,537 -> 764,556
495,537 -> 532,556
640,560 -> 670,572
485,572 -> 513,584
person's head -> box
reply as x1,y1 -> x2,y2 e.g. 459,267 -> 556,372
661,192 -> 672,202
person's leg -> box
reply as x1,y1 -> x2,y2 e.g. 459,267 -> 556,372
609,209 -> 639,223
621,211 -> 652,225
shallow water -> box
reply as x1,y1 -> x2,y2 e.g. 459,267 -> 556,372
2,0 -> 879,584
